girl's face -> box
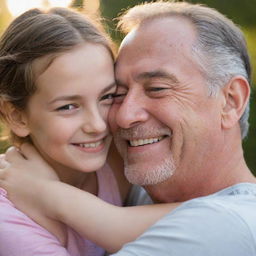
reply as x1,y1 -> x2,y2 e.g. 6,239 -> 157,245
22,43 -> 115,174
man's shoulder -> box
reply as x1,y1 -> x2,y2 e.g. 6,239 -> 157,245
176,182 -> 256,214
112,184 -> 256,256
161,182 -> 256,238
182,182 -> 256,213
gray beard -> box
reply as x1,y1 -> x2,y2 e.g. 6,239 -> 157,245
124,156 -> 176,186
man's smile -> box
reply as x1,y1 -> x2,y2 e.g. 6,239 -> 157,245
129,135 -> 169,147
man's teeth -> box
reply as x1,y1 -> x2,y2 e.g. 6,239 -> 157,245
129,136 -> 164,147
78,141 -> 102,148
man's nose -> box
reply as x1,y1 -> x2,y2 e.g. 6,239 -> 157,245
115,92 -> 149,129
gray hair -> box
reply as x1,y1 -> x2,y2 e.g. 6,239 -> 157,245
117,1 -> 251,138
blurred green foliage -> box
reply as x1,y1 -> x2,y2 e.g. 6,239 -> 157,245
0,0 -> 255,173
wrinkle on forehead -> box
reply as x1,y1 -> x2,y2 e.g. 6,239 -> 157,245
120,16 -> 197,57
116,16 -> 201,81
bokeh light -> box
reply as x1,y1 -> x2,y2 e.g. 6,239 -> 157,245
7,0 -> 73,17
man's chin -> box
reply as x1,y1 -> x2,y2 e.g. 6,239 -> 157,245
124,158 -> 175,186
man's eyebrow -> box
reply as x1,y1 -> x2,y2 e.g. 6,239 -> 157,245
115,70 -> 179,88
136,70 -> 179,84
115,79 -> 127,88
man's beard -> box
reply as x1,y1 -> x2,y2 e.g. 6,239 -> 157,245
123,155 -> 176,186
113,125 -> 175,186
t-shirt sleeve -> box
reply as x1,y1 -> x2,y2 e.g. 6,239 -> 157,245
0,188 -> 70,256
111,199 -> 256,256
124,185 -> 153,206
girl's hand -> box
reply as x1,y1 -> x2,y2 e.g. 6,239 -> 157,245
1,143 -> 58,181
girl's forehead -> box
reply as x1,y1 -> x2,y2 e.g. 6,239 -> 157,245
32,53 -> 59,81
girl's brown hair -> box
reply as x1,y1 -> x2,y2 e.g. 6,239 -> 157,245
0,7 -> 114,145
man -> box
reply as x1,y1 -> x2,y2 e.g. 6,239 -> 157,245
108,1 -> 256,255
1,1 -> 256,255
111,1 -> 253,202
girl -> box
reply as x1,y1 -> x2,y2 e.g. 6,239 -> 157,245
0,7 -> 176,256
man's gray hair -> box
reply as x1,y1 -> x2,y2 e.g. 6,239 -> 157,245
117,1 -> 251,138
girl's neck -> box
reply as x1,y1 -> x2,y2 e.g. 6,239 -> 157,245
35,148 -> 99,195
52,164 -> 98,195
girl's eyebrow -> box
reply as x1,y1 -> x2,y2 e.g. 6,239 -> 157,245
48,82 -> 117,104
101,82 -> 117,94
48,95 -> 81,104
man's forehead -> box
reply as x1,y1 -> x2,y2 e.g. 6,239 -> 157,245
119,16 -> 196,50
119,29 -> 137,50
115,16 -> 198,85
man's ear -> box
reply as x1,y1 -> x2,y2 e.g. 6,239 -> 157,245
1,101 -> 30,137
221,76 -> 250,130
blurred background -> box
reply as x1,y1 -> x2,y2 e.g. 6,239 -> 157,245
0,0 -> 255,173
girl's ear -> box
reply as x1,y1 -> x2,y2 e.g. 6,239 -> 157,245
221,76 -> 250,130
1,101 -> 30,137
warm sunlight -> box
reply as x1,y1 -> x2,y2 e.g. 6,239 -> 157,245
7,0 -> 73,17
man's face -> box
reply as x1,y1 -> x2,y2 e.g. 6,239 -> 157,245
109,17 -> 224,197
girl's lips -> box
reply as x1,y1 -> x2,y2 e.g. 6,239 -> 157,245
72,140 -> 105,153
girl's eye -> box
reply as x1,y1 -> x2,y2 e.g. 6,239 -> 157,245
100,93 -> 116,104
56,104 -> 78,111
101,93 -> 115,100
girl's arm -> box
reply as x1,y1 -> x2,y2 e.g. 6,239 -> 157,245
35,181 -> 179,253
0,144 -> 179,253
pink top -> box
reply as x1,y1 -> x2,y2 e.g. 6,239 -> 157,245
0,164 -> 122,256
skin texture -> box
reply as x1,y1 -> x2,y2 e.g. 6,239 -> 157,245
11,43 -> 115,188
109,16 -> 254,203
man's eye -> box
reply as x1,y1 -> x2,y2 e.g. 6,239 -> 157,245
148,87 -> 167,92
56,104 -> 77,111
113,93 -> 126,104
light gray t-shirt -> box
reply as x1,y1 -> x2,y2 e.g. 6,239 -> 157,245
112,183 -> 256,256
125,185 -> 153,206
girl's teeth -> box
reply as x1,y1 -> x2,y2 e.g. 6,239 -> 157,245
79,141 -> 102,148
